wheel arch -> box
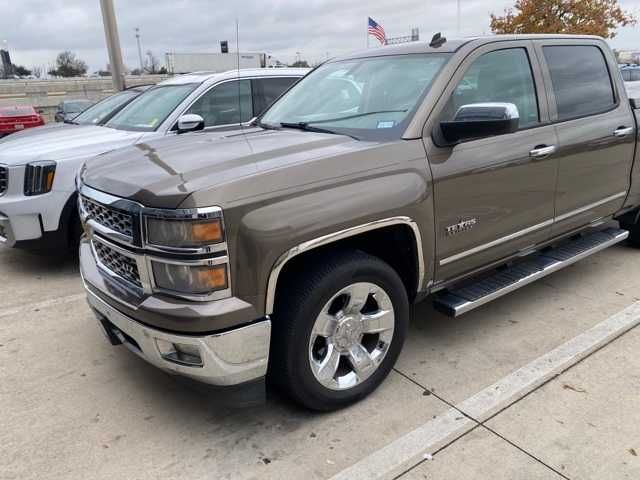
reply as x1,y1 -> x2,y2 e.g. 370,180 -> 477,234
265,217 -> 426,315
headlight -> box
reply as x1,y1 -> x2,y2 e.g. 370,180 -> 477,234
152,261 -> 228,295
146,217 -> 224,248
24,161 -> 56,196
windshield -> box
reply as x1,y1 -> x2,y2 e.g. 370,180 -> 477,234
105,84 -> 197,132
74,91 -> 137,125
261,53 -> 451,140
65,100 -> 92,113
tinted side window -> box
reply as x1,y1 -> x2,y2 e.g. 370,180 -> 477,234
622,69 -> 632,81
543,46 -> 615,121
442,48 -> 540,129
253,77 -> 298,114
187,79 -> 253,127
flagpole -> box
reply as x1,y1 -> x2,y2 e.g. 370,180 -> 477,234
366,17 -> 370,49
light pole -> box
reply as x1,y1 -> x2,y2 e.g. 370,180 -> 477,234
100,0 -> 125,91
135,27 -> 144,74
457,0 -> 461,36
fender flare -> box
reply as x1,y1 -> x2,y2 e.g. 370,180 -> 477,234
264,216 -> 426,315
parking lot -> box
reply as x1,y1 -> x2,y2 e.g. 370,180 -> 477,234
2,236 -> 639,480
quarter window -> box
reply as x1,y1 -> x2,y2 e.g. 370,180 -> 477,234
442,48 -> 540,129
252,77 -> 298,115
187,80 -> 253,127
543,46 -> 615,121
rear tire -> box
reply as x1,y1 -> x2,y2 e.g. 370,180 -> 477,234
270,250 -> 409,411
621,221 -> 640,247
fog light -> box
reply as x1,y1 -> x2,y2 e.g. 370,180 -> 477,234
155,339 -> 203,367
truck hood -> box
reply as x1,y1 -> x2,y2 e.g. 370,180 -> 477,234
83,129 -> 362,208
0,124 -> 142,165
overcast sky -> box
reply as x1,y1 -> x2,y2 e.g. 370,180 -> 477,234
1,0 -> 639,72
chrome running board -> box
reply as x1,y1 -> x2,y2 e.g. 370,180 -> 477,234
433,227 -> 629,317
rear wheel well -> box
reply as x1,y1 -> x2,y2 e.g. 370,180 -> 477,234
273,224 -> 420,309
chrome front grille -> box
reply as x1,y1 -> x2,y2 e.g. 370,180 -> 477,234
93,240 -> 142,288
0,165 -> 7,195
81,195 -> 134,237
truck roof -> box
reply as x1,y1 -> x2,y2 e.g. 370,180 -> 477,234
335,34 -> 605,61
159,68 -> 311,86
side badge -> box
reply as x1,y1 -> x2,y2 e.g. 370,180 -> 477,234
446,218 -> 477,236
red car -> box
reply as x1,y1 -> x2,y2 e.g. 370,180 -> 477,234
0,106 -> 45,137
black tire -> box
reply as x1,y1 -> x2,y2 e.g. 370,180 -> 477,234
270,249 -> 410,411
621,222 -> 640,247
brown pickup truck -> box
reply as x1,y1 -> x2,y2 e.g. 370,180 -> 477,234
77,34 -> 640,411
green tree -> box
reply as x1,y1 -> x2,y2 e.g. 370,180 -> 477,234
48,51 -> 88,77
490,0 -> 636,38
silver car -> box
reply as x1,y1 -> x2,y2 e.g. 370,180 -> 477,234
0,68 -> 308,251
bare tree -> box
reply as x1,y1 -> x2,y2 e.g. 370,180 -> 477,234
144,50 -> 161,74
48,51 -> 88,77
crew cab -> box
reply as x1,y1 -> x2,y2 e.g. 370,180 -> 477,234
78,35 -> 640,411
0,69 -> 307,250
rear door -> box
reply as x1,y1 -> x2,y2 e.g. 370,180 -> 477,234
535,40 -> 636,234
424,41 -> 559,281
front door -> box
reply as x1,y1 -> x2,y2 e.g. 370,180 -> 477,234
535,40 -> 637,234
424,41 -> 558,282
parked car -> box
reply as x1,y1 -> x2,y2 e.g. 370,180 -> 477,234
0,68 -> 308,251
625,81 -> 640,99
54,99 -> 95,123
621,65 -> 640,82
0,106 -> 45,138
79,35 -> 640,411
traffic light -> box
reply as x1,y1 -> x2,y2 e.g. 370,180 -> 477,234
221,41 -> 228,54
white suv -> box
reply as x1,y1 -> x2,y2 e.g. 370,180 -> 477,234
0,68 -> 308,250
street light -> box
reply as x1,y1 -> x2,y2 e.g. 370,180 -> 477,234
135,27 -> 144,74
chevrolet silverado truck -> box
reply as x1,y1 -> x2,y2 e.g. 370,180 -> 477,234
77,34 -> 640,411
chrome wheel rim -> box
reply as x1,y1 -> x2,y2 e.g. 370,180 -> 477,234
308,282 -> 395,391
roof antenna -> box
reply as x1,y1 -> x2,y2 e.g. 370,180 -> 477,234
430,32 -> 447,48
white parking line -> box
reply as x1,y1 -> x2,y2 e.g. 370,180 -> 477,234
0,293 -> 86,318
331,301 -> 640,480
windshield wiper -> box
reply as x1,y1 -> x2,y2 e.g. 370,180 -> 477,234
279,122 -> 357,139
63,119 -> 78,125
304,109 -> 408,125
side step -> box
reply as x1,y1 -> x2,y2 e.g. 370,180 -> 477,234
433,227 -> 629,317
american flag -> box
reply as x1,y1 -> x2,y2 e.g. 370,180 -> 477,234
368,17 -> 386,45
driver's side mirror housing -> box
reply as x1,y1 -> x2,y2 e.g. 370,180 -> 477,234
177,114 -> 205,134
440,103 -> 519,144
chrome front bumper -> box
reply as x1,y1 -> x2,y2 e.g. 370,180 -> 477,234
86,289 -> 271,387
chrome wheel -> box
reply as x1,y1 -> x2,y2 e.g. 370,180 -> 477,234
308,282 -> 395,391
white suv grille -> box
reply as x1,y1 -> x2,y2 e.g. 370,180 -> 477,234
0,165 -> 7,195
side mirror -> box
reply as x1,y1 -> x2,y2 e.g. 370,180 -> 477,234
177,114 -> 205,134
440,103 -> 519,144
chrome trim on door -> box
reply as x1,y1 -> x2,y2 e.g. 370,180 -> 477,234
529,145 -> 556,159
264,217 -> 426,315
440,191 -> 628,267
613,127 -> 634,138
440,219 -> 554,266
555,191 -> 627,223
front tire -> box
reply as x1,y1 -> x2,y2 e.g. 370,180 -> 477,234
270,250 -> 409,411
